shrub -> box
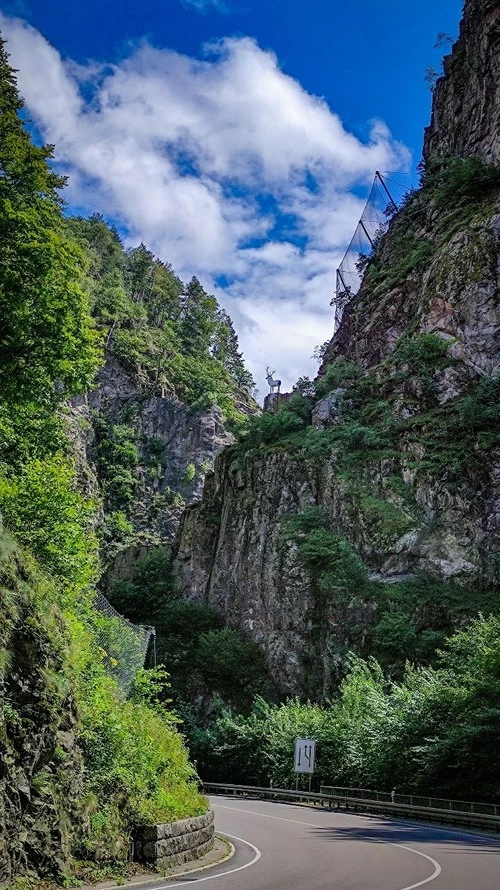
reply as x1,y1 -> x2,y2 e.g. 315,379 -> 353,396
0,454 -> 98,602
315,358 -> 361,398
108,550 -> 273,715
283,507 -> 367,602
238,407 -> 306,450
390,332 -> 451,374
193,628 -> 270,712
423,156 -> 500,206
196,616 -> 500,799
182,462 -> 196,484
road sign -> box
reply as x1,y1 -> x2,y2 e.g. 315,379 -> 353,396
294,738 -> 316,774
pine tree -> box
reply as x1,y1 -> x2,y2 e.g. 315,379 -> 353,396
125,243 -> 155,303
213,309 -> 255,391
149,259 -> 183,326
178,276 -> 218,356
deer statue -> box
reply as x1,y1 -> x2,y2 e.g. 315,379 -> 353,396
266,366 -> 281,394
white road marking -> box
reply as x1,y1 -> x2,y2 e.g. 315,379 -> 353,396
144,832 -> 261,889
213,802 -> 442,889
394,844 -> 441,889
214,802 -> 327,828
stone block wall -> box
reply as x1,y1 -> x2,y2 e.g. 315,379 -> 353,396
134,809 -> 214,869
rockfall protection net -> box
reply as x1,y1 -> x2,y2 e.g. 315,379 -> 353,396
333,172 -> 416,331
93,591 -> 155,693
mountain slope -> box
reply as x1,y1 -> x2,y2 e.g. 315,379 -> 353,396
173,0 -> 500,697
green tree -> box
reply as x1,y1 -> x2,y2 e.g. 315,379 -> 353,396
213,309 -> 255,391
67,214 -> 130,325
0,454 -> 99,599
178,276 -> 219,355
0,38 -> 101,405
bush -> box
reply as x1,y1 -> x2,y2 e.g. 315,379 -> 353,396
196,616 -> 500,799
182,462 -> 196,484
283,507 -> 367,602
75,656 -> 206,846
390,332 -> 451,375
238,406 -> 307,450
0,454 -> 99,602
315,358 -> 361,399
193,628 -> 269,712
108,550 -> 273,716
423,156 -> 500,206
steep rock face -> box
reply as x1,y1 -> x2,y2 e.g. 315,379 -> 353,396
0,532 -> 83,885
175,452 -> 316,694
176,421 -> 500,695
424,0 -> 500,164
69,355 -> 234,576
321,204 -> 500,375
174,0 -> 500,695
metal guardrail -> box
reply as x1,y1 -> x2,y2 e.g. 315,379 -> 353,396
320,786 -> 500,817
203,782 -> 500,833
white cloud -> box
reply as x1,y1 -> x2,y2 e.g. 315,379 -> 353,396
181,0 -> 228,12
0,13 -> 410,392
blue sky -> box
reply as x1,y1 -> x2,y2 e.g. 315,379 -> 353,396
1,0 -> 462,390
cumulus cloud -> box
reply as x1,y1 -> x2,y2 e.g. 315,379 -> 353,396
0,13 -> 410,391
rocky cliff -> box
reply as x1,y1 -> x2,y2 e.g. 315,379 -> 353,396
0,530 -> 84,885
423,0 -> 500,164
174,0 -> 500,697
69,355 -> 234,583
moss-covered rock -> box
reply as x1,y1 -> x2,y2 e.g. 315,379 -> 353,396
0,529 -> 84,886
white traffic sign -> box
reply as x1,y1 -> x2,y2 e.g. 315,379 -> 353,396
294,738 -> 316,774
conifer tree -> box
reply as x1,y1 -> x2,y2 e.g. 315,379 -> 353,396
179,276 -> 218,355
213,309 -> 255,391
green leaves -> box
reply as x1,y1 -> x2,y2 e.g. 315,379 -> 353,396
109,547 -> 272,715
0,454 -> 99,602
196,616 -> 500,799
282,507 -> 367,601
422,156 -> 500,207
76,229 -> 255,422
0,40 -> 102,407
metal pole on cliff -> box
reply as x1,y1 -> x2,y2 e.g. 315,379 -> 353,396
375,171 -> 398,212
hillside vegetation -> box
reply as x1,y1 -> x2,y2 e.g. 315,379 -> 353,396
68,214 -> 255,421
0,38 -> 247,886
169,158 -> 500,799
195,614 -> 500,800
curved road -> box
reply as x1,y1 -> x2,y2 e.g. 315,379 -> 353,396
134,795 -> 500,890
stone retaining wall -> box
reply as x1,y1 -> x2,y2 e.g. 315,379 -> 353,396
134,809 -> 214,869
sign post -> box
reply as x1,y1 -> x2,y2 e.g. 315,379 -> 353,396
294,738 -> 316,792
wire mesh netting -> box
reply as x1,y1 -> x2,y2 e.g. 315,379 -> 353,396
333,172 -> 416,331
93,591 -> 155,693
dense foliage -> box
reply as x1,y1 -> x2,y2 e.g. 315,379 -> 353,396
194,615 -> 500,800
0,41 -> 207,884
109,548 -> 273,716
0,40 -> 100,411
69,216 -> 255,423
65,214 -> 257,563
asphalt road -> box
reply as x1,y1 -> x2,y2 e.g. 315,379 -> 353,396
133,794 -> 500,890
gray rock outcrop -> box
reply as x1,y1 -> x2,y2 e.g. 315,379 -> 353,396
174,0 -> 500,696
69,355 -> 235,579
424,0 -> 500,164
